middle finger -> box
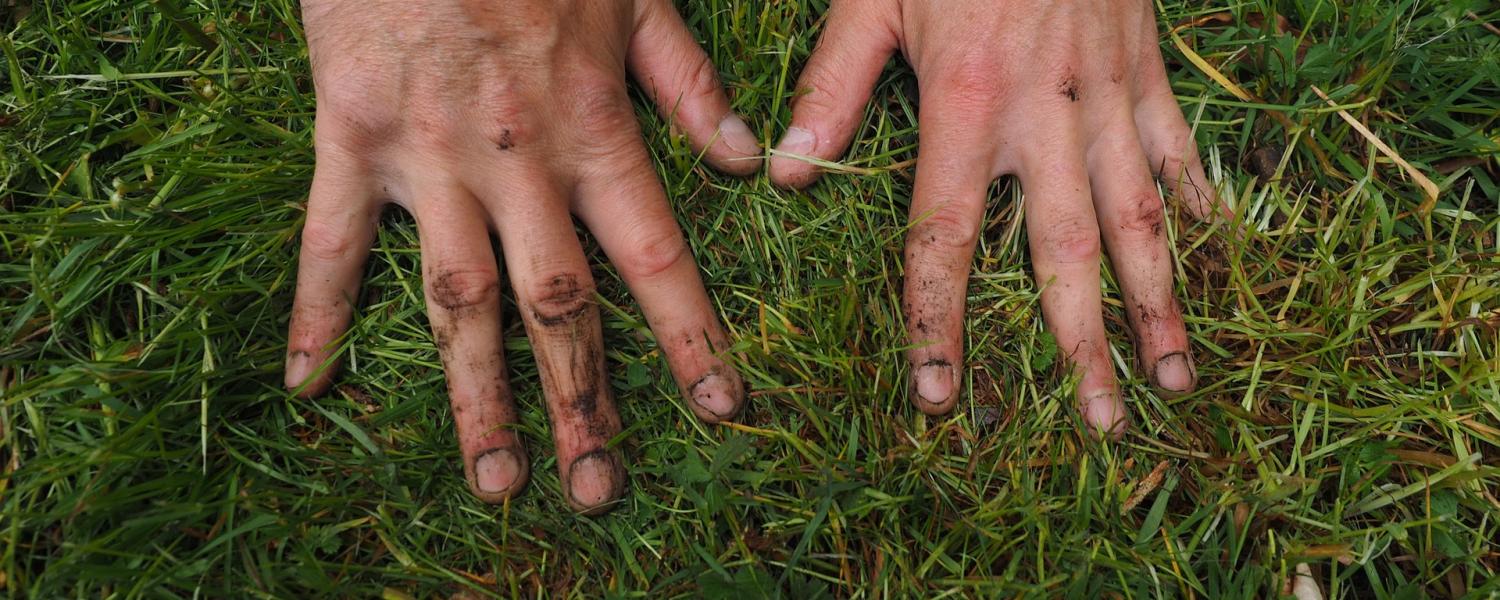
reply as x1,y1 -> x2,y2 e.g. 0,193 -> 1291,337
1018,128 -> 1127,438
482,171 -> 626,515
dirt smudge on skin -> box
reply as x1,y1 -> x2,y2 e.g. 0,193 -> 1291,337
913,318 -> 931,336
560,305 -> 616,441
522,272 -> 619,445
1135,302 -> 1158,327
571,388 -> 597,416
922,357 -> 952,370
1059,75 -> 1080,102
432,324 -> 453,353
429,270 -> 498,316
571,388 -> 613,438
531,274 -> 590,327
1123,194 -> 1166,238
1123,300 -> 1156,360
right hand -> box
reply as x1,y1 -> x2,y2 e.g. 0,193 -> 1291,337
769,0 -> 1225,436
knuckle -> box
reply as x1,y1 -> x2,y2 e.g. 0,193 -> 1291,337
910,204 -> 980,252
678,51 -> 722,103
299,216 -> 360,262
426,266 -> 501,312
484,108 -> 534,152
479,79 -> 537,152
1118,190 -> 1166,237
1152,126 -> 1193,179
406,110 -> 462,154
567,75 -> 632,139
792,59 -> 849,117
313,76 -> 401,150
930,51 -> 1008,112
523,272 -> 596,327
1155,153 -> 1187,182
615,226 -> 688,281
789,83 -> 843,129
1037,220 -> 1101,265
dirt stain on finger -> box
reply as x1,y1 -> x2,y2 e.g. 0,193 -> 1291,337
531,274 -> 591,327
570,387 -> 614,438
922,357 -> 952,370
1122,193 -> 1166,238
559,306 -> 617,440
1135,302 -> 1158,328
571,387 -> 598,417
429,270 -> 499,317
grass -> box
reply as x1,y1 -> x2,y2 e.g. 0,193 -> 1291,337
2,0 -> 1498,597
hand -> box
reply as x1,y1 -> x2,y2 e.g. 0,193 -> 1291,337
285,0 -> 760,513
771,1 -> 1226,436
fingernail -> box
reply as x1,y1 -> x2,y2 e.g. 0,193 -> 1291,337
568,450 -> 622,513
915,361 -> 954,406
691,372 -> 741,420
774,126 -> 816,157
1152,352 -> 1195,394
717,114 -> 759,156
1080,391 -> 1128,439
285,350 -> 312,390
474,448 -> 522,494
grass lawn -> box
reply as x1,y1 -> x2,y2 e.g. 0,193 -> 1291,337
3,0 -> 1499,597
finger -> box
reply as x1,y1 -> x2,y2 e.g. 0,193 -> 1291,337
1135,75 -> 1226,221
484,176 -> 624,515
768,1 -> 898,189
1020,145 -> 1127,438
1088,120 -> 1197,397
901,110 -> 998,416
285,151 -> 377,397
575,146 -> 745,423
629,0 -> 761,176
412,184 -> 528,503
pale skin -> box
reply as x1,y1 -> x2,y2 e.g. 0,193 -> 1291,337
286,0 -> 1223,513
286,0 -> 760,514
770,0 -> 1226,435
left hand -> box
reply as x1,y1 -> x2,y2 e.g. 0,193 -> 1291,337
770,0 -> 1227,436
286,0 -> 759,513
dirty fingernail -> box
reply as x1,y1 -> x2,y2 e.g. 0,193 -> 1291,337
1080,392 -> 1128,439
568,451 -> 622,512
717,114 -> 759,156
774,126 -> 816,157
475,448 -> 522,494
691,372 -> 741,420
915,361 -> 954,406
284,350 -> 312,390
1152,352 -> 1195,393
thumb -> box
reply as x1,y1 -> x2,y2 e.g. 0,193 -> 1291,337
769,2 -> 897,189
629,1 -> 761,176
